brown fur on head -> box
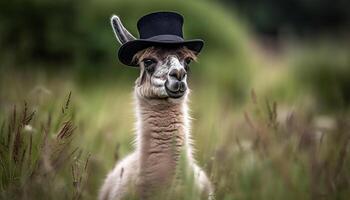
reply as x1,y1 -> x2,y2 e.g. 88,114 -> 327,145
133,46 -> 197,65
132,46 -> 197,100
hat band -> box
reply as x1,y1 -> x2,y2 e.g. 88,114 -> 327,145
146,34 -> 184,42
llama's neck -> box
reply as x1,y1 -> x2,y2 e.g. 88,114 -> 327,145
135,97 -> 190,188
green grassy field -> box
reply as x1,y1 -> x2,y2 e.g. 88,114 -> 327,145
0,61 -> 349,199
1,0 -> 350,199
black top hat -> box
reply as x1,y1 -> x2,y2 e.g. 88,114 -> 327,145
117,12 -> 204,66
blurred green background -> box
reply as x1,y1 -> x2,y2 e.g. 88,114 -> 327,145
0,0 -> 349,199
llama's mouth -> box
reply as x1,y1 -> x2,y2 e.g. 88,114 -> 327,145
165,80 -> 186,98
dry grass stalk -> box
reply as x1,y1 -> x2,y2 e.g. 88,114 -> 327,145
0,93 -> 90,200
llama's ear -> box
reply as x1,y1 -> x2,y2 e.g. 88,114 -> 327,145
110,15 -> 136,45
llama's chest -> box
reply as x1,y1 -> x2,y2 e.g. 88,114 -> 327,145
138,147 -> 191,199
139,128 -> 186,187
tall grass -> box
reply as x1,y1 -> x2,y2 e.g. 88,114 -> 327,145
1,0 -> 349,198
1,83 -> 349,199
0,93 -> 90,200
209,90 -> 350,199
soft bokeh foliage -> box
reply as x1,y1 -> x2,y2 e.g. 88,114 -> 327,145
1,0 -> 349,199
290,41 -> 350,112
0,0 -> 254,101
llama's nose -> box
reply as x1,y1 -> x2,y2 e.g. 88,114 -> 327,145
169,68 -> 186,81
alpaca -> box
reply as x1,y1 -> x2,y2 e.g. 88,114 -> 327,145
99,15 -> 214,200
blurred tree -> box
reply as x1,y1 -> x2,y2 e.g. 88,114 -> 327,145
0,0 -> 82,66
221,0 -> 350,38
292,42 -> 350,112
0,0 -> 255,103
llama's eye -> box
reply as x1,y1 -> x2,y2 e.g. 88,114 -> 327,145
185,57 -> 192,65
143,59 -> 156,73
184,58 -> 192,71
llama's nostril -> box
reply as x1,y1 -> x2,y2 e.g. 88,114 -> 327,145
169,69 -> 178,80
173,81 -> 180,91
179,69 -> 186,80
169,69 -> 186,81
179,82 -> 186,92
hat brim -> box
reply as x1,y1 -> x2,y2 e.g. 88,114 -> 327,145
118,39 -> 204,66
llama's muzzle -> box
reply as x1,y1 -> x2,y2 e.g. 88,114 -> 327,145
165,80 -> 187,98
165,69 -> 187,98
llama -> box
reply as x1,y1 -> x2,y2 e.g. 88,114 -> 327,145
99,14 -> 214,200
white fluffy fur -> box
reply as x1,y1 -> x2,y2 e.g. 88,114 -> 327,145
99,93 -> 214,200
99,46 -> 213,200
